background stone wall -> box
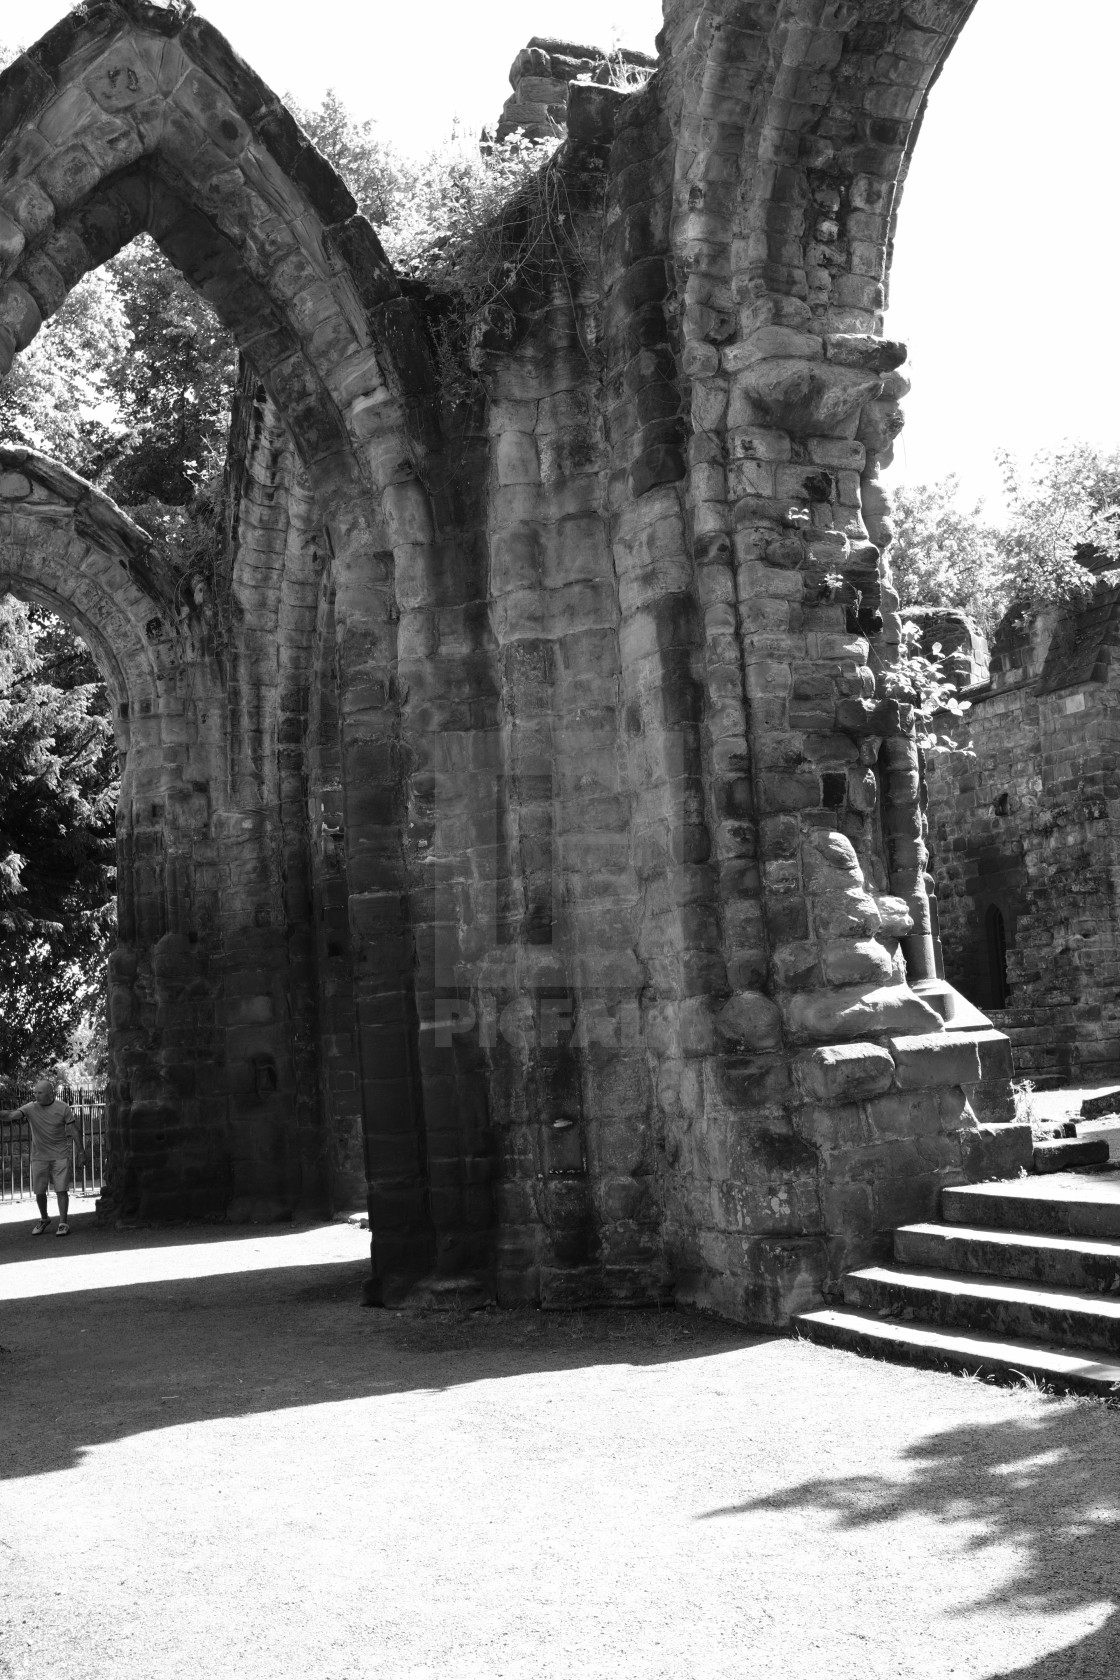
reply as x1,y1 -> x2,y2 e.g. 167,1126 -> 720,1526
927,597 -> 1120,1088
0,0 -> 1029,1326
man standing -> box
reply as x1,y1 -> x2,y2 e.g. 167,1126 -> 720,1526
1,1079 -> 86,1236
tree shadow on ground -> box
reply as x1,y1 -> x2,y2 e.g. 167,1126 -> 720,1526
699,1384 -> 1120,1678
0,1237 -> 764,1483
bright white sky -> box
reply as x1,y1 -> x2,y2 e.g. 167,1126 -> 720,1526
5,0 -> 1119,508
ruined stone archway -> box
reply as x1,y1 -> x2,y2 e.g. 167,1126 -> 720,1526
0,1 -> 1028,1324
0,4 -> 449,1254
0,446 -> 227,1201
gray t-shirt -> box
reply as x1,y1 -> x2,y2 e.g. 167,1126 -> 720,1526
17,1099 -> 76,1160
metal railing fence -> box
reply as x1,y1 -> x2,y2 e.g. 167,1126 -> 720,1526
0,1086 -> 107,1203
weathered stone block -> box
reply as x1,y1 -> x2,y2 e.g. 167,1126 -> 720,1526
792,1042 -> 894,1103
783,984 -> 943,1046
820,937 -> 893,986
887,1031 -> 982,1090
716,991 -> 782,1050
960,1123 -> 1034,1182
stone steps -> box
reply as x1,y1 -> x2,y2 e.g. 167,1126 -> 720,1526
795,1166 -> 1120,1390
894,1220 -> 1120,1292
843,1263 -> 1120,1357
942,1170 -> 1120,1235
799,1308 -> 1120,1395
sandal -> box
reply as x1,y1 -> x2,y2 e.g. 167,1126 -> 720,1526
31,1219 -> 50,1235
56,1222 -> 70,1236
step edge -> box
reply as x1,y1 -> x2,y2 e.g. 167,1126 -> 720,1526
897,1221 -> 1120,1251
846,1265 -> 1120,1313
796,1309 -> 1120,1380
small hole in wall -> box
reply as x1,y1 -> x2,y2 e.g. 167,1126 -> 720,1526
253,1057 -> 279,1098
803,471 -> 834,502
994,791 -> 1011,817
822,772 -> 847,809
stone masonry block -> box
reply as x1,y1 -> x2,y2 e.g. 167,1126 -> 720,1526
887,1031 -> 983,1091
783,984 -> 943,1046
792,1042 -> 894,1103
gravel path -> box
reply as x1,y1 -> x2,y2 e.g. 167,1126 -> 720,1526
0,1199 -> 1117,1679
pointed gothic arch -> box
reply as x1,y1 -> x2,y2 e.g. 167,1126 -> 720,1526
0,7 -> 439,1252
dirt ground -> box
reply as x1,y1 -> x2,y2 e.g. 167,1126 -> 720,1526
1,1198 -> 1117,1680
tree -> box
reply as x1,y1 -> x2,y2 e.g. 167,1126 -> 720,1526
98,236 -> 237,515
0,597 -> 116,1075
287,89 -> 407,227
0,264 -> 129,476
889,445 -> 1120,635
996,442 -> 1120,606
887,476 -> 1004,631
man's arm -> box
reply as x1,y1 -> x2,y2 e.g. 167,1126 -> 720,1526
66,1115 -> 87,1164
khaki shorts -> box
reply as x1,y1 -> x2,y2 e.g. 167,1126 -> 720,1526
31,1157 -> 72,1195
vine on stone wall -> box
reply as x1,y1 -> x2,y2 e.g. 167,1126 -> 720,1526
386,134 -> 590,406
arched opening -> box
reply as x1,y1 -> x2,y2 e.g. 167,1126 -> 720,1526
0,7 -> 445,1259
0,592 -> 115,1079
0,445 -> 224,1205
985,903 -> 1009,1010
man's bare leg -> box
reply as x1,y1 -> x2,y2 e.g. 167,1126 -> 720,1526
33,1191 -> 50,1232
56,1191 -> 68,1225
35,1192 -> 47,1220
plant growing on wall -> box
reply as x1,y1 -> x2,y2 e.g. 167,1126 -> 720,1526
874,621 -> 973,757
384,129 -> 571,403
293,93 -> 570,403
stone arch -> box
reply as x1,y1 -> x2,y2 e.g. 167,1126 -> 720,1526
0,444 -> 177,692
0,4 -> 437,483
0,443 -> 185,813
0,2 -> 1028,1321
0,6 -> 443,1252
0,445 -> 228,1197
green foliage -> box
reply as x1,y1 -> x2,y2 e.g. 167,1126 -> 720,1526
876,620 -> 972,757
287,94 -> 570,400
887,476 -> 1004,631
287,89 -> 405,227
0,265 -> 129,473
890,444 -> 1120,634
382,129 -> 568,403
98,237 -> 237,515
0,238 -> 235,554
0,597 -> 116,1076
996,443 -> 1120,606
381,128 -> 562,283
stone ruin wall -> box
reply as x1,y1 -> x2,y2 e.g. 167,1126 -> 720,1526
923,602 -> 1120,1090
0,0 -> 1034,1327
